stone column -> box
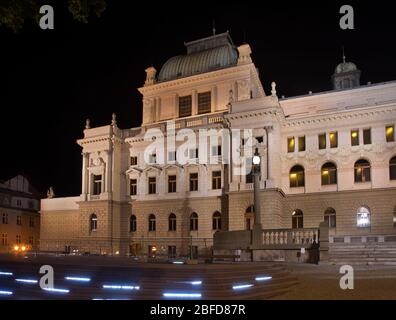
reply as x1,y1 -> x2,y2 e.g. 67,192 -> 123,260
174,94 -> 179,118
192,90 -> 198,115
81,152 -> 89,200
211,86 -> 217,112
105,149 -> 113,195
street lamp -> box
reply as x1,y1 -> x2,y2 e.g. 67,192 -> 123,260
252,147 -> 262,248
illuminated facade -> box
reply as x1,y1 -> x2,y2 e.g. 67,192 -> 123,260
40,32 -> 396,257
0,175 -> 40,253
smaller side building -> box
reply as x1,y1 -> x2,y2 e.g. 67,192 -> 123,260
0,175 -> 41,253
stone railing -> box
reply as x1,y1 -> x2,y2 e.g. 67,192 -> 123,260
262,228 -> 319,248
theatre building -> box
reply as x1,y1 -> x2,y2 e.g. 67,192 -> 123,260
40,32 -> 396,259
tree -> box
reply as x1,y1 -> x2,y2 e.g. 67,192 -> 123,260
0,0 -> 106,32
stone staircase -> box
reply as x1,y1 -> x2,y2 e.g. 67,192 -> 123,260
329,242 -> 396,266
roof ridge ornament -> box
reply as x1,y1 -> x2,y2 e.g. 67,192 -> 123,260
85,119 -> 91,129
112,113 -> 117,127
271,82 -> 277,97
144,66 -> 157,86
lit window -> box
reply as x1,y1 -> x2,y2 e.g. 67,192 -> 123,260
329,132 -> 338,148
130,156 -> 138,166
321,162 -> 337,185
129,215 -> 137,232
298,136 -> 306,152
168,213 -> 176,231
386,125 -> 395,142
351,130 -> 359,146
16,235 -> 21,244
179,95 -> 192,118
390,157 -> 396,180
168,175 -> 177,193
212,211 -> 221,231
16,216 -> 22,226
90,214 -> 97,232
1,234 -> 8,246
292,210 -> 303,229
148,177 -> 156,194
189,173 -> 198,191
190,212 -> 198,231
148,214 -> 156,232
363,128 -> 372,145
324,208 -> 336,228
289,165 -> 305,188
287,137 -> 295,153
354,159 -> 371,183
198,92 -> 211,114
357,206 -> 371,228
212,171 -> 222,190
130,179 -> 137,196
93,175 -> 102,195
318,134 -> 326,150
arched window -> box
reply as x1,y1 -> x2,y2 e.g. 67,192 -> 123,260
190,212 -> 198,231
324,208 -> 336,228
129,215 -> 136,232
148,214 -> 156,232
292,209 -> 303,229
212,211 -> 221,231
290,165 -> 305,188
357,206 -> 371,228
168,213 -> 176,231
354,159 -> 371,183
245,205 -> 254,230
321,162 -> 337,185
90,214 -> 97,232
390,157 -> 396,180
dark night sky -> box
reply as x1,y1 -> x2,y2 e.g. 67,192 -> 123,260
0,1 -> 395,197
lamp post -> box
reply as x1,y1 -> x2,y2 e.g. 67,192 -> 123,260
252,147 -> 262,248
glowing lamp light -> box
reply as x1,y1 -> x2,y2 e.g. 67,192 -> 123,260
253,155 -> 261,165
387,127 -> 394,135
290,173 -> 297,179
322,170 -> 329,176
14,246 -> 19,251
351,132 -> 358,138
21,246 -> 26,252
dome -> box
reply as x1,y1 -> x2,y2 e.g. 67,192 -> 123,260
158,44 -> 238,82
335,61 -> 358,74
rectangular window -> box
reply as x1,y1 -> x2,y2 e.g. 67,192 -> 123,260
149,154 -> 156,164
168,175 -> 177,193
363,128 -> 372,145
189,148 -> 199,159
198,92 -> 211,114
318,134 -> 326,149
329,132 -> 338,148
148,177 -> 156,194
168,246 -> 177,259
28,236 -> 34,245
351,130 -> 359,146
16,235 -> 21,245
179,95 -> 192,118
17,216 -> 22,226
386,125 -> 395,142
212,171 -> 222,190
2,213 -> 8,224
245,158 -> 253,184
1,234 -> 7,246
189,173 -> 198,191
130,179 -> 137,196
93,175 -> 102,195
287,137 -> 295,153
298,136 -> 306,152
29,217 -> 35,228
168,151 -> 176,162
212,145 -> 222,156
130,156 -> 138,166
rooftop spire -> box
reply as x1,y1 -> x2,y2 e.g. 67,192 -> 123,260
212,19 -> 216,36
342,46 -> 346,63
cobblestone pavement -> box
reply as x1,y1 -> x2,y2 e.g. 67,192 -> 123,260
274,263 -> 396,300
